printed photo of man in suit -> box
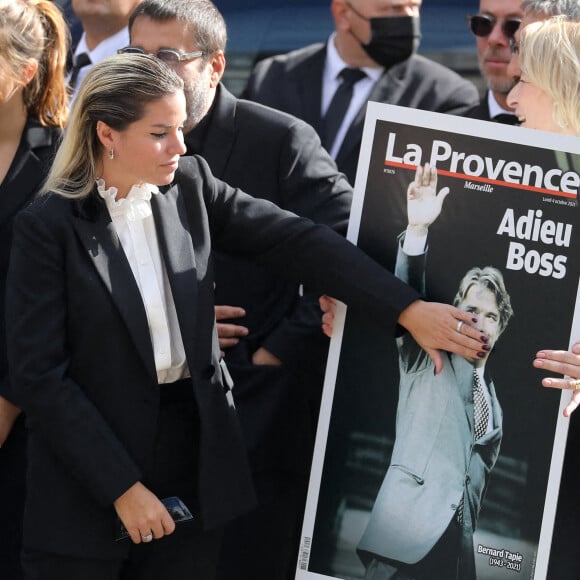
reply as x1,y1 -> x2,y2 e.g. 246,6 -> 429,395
357,165 -> 514,580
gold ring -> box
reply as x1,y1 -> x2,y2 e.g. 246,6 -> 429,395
456,321 -> 464,333
574,379 -> 580,390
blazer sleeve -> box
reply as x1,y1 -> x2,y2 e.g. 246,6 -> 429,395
183,156 -> 421,332
256,116 -> 352,371
6,205 -> 141,507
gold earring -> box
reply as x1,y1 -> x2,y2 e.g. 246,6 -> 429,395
108,149 -> 114,160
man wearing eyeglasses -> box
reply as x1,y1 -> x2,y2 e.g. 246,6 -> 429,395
67,0 -> 143,98
464,0 -> 523,124
125,2 -> 354,580
242,0 -> 480,186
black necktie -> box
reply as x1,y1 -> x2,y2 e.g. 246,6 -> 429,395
323,68 -> 367,150
473,369 -> 490,440
69,52 -> 91,90
493,113 -> 519,125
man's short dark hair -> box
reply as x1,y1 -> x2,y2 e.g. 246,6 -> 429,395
129,0 -> 227,56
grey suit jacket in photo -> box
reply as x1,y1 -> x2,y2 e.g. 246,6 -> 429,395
358,245 -> 502,566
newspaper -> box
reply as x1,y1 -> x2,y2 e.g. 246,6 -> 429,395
296,103 -> 580,580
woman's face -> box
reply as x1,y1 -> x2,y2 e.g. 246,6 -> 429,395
506,75 -> 562,132
101,91 -> 187,197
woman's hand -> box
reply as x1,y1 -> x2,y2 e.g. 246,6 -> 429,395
113,482 -> 175,544
320,295 -> 337,338
0,396 -> 22,447
534,342 -> 580,417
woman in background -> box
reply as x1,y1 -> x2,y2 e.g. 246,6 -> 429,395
0,1 -> 69,578
506,16 -> 580,414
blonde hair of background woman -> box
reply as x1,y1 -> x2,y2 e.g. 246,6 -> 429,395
519,16 -> 580,136
0,0 -> 69,127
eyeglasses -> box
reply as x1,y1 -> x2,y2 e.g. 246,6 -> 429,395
117,46 -> 204,64
467,14 -> 521,39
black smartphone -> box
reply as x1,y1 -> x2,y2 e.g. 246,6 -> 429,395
115,496 -> 194,541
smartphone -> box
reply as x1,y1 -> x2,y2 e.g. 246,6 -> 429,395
115,496 -> 194,541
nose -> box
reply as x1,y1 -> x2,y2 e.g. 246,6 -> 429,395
506,81 -> 519,109
171,132 -> 187,156
488,20 -> 509,45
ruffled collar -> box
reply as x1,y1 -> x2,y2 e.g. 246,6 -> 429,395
97,179 -> 159,221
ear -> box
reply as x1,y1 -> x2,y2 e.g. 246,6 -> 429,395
331,0 -> 351,31
208,50 -> 226,88
21,61 -> 39,86
96,120 -> 117,153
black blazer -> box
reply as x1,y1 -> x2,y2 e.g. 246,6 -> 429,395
186,85 -> 352,473
7,155 -> 419,558
463,97 -> 493,122
243,42 -> 480,184
0,119 -> 61,404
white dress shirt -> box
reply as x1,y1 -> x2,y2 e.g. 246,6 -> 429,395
98,180 -> 188,384
69,27 -> 130,99
487,90 -> 516,119
322,33 -> 383,159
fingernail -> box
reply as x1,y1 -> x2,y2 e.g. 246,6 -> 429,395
477,351 -> 486,358
433,368 -> 437,376
482,345 -> 491,351
480,336 -> 489,343
472,317 -> 478,324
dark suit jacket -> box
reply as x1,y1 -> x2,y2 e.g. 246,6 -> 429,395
0,118 -> 61,580
0,119 -> 61,404
186,85 -> 352,474
463,97 -> 492,122
7,155 -> 418,558
243,43 -> 480,184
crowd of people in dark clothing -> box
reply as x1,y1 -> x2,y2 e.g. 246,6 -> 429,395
0,1 -> 579,579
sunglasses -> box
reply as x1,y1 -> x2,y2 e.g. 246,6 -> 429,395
118,46 -> 204,64
467,14 -> 521,39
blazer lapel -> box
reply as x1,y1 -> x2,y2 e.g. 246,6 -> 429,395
151,185 -> 198,350
197,85 -> 237,177
292,45 -> 326,135
451,354 -> 476,434
72,195 -> 157,380
0,124 -> 57,227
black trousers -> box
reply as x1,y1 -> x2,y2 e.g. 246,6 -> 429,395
22,379 -> 221,580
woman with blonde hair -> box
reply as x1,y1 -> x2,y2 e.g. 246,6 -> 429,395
6,50 -> 490,578
0,1 -> 68,578
507,15 -> 580,135
507,16 -> 580,411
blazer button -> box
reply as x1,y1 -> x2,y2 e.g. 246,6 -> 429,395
202,365 -> 215,380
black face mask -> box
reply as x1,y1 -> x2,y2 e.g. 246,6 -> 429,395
350,13 -> 421,69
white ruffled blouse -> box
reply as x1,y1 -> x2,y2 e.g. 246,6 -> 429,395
97,180 -> 188,384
